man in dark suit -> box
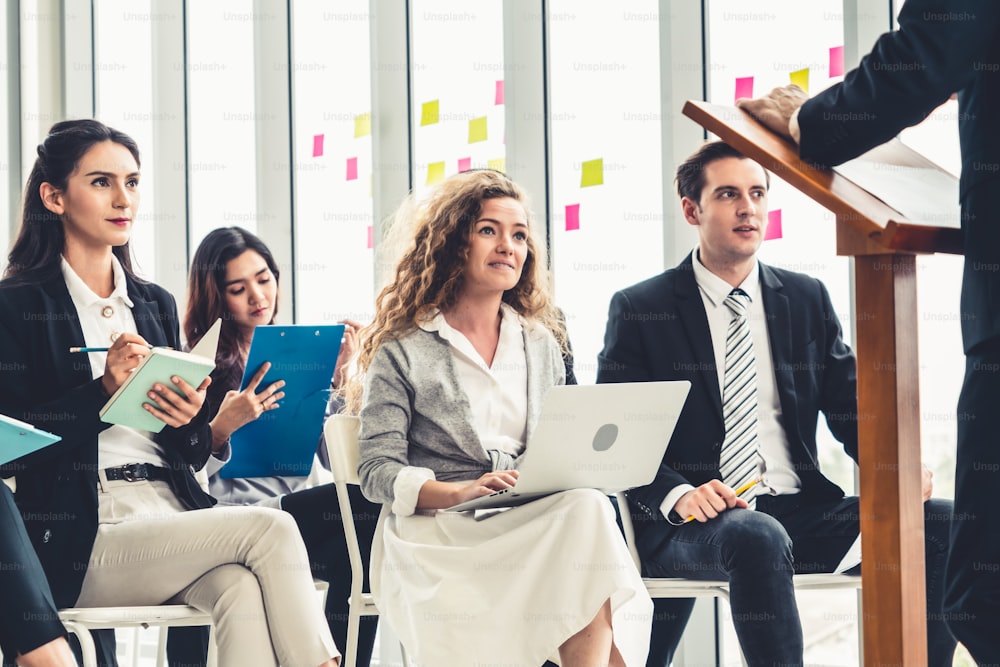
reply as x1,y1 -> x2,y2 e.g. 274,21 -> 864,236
737,3 -> 1000,661
598,141 -> 955,666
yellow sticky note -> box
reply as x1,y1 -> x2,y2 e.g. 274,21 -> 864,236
426,161 -> 446,184
488,158 -> 506,173
421,100 -> 440,126
789,68 -> 809,93
581,158 -> 604,187
354,113 -> 371,138
469,117 -> 488,143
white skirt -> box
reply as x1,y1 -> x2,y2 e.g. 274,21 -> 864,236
372,488 -> 652,666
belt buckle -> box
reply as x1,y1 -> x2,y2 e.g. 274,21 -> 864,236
122,464 -> 139,482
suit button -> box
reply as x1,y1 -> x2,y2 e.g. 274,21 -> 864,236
42,529 -> 52,543
712,442 -> 721,451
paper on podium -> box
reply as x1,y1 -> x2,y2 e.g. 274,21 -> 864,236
0,413 -> 61,465
221,324 -> 345,479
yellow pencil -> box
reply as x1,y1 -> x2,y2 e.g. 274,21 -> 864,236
683,477 -> 761,524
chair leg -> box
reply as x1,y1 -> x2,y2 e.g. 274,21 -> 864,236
62,622 -> 97,667
155,627 -> 168,667
207,626 -> 218,667
345,610 -> 360,667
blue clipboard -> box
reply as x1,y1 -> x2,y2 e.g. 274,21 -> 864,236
1,413 -> 62,465
221,324 -> 345,479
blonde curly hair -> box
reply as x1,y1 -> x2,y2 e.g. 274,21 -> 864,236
344,169 -> 567,413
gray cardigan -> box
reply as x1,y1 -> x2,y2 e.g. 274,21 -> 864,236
358,322 -> 565,504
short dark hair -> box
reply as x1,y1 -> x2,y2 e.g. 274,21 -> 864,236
674,141 -> 770,203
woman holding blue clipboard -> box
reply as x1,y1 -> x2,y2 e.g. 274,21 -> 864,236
171,227 -> 380,667
0,121 -> 340,667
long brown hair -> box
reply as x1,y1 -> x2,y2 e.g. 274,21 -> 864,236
184,226 -> 280,382
5,119 -> 141,284
345,169 -> 566,413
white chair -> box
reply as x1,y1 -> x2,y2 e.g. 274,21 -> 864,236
324,414 -> 408,667
58,605 -> 215,667
614,492 -> 863,665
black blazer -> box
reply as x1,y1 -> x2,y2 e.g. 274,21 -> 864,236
597,255 -> 858,550
796,0 -> 1000,351
0,269 -> 214,608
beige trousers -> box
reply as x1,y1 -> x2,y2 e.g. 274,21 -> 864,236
75,472 -> 338,667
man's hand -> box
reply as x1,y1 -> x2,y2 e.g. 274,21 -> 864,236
922,464 -> 934,502
736,84 -> 809,143
674,479 -> 749,523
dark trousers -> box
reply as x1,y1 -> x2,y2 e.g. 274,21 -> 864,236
0,482 -> 67,662
946,336 -> 1000,666
2,483 -> 118,666
167,483 -> 380,667
639,494 -> 955,667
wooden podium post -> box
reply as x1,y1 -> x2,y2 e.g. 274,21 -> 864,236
682,100 -> 962,666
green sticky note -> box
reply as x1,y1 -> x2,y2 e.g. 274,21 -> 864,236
581,158 -> 604,187
354,113 -> 371,138
488,157 -> 506,173
469,116 -> 488,143
421,100 -> 440,126
427,161 -> 446,184
789,68 -> 809,93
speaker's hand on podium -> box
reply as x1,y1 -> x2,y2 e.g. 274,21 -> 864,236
736,84 -> 808,144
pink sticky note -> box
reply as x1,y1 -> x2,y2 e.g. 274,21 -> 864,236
367,226 -> 373,249
346,157 -> 358,181
312,134 -> 324,157
495,80 -> 505,105
765,209 -> 783,240
565,204 -> 580,231
734,77 -> 754,102
458,157 -> 472,173
829,46 -> 845,77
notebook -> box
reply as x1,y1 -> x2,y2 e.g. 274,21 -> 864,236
446,380 -> 691,512
0,413 -> 62,465
98,320 -> 221,433
221,324 -> 345,479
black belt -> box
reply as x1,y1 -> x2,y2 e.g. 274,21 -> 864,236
104,463 -> 171,483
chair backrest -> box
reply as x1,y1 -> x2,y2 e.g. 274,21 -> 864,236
615,491 -> 643,570
324,414 -> 362,485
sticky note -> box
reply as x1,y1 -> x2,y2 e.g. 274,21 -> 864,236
354,113 -> 371,138
426,161 -> 446,184
421,100 -> 439,126
458,157 -> 472,172
765,209 -> 783,241
790,68 -> 809,93
829,46 -> 845,78
469,117 -> 488,143
312,134 -> 324,157
565,204 -> 580,231
488,158 -> 505,173
495,80 -> 504,105
734,77 -> 754,102
346,157 -> 358,181
367,226 -> 373,249
580,158 -> 604,187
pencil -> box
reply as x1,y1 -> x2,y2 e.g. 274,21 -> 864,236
683,477 -> 761,524
68,345 -> 164,353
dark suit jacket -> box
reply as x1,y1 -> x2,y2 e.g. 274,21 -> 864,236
0,269 -> 214,608
796,0 -> 1000,351
597,254 -> 858,555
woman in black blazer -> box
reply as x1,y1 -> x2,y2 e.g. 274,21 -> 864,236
0,120 -> 340,667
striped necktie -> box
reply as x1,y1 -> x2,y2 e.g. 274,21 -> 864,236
718,289 -> 760,508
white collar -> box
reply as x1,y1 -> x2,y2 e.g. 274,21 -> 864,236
60,254 -> 135,308
691,248 -> 760,308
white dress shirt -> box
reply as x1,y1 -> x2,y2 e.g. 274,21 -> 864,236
391,304 -> 529,515
659,251 -> 802,520
61,256 -> 168,469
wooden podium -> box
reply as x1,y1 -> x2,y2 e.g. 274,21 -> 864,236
683,100 -> 962,667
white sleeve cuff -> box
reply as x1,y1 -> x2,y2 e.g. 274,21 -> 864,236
391,466 -> 436,517
789,106 -> 802,144
204,442 -> 232,478
659,484 -> 696,521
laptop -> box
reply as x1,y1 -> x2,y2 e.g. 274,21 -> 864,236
445,380 -> 690,512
